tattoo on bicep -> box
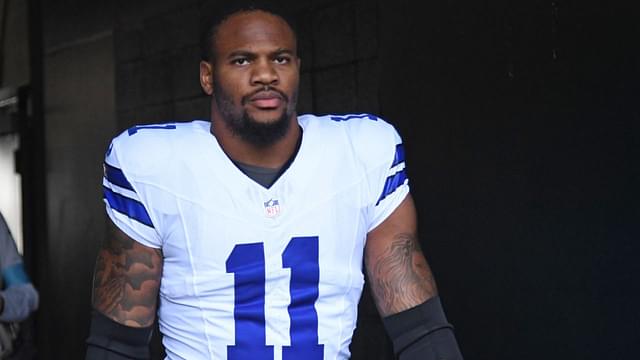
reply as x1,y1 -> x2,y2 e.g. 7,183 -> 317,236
92,226 -> 162,327
367,233 -> 437,316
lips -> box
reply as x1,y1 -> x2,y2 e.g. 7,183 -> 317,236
248,91 -> 284,109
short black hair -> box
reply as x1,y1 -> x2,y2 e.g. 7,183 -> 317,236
199,1 -> 299,62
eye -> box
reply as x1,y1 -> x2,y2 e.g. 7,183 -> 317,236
274,56 -> 291,65
232,58 -> 250,66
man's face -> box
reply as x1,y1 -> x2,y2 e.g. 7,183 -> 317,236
208,10 -> 300,147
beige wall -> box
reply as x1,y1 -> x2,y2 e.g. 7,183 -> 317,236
0,133 -> 21,252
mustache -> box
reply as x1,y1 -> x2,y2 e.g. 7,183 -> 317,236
242,86 -> 288,104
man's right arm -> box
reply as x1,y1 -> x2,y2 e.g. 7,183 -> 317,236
86,219 -> 163,359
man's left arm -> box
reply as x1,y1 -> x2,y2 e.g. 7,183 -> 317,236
365,194 -> 463,360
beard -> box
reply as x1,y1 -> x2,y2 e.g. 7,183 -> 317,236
213,81 -> 298,148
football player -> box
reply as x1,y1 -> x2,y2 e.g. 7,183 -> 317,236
86,2 -> 463,359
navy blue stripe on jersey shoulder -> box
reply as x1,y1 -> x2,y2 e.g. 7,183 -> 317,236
103,187 -> 154,228
376,169 -> 408,205
104,163 -> 134,191
392,144 -> 405,168
329,113 -> 379,122
127,124 -> 177,136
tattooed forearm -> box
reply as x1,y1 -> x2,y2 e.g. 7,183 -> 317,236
366,233 -> 437,317
92,223 -> 162,327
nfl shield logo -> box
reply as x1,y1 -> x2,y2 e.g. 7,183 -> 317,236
264,199 -> 281,218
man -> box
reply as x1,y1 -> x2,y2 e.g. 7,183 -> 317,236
0,212 -> 39,358
86,2 -> 463,359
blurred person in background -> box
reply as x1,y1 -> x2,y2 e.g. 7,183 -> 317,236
0,212 -> 38,359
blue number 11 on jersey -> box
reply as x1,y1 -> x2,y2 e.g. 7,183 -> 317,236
226,236 -> 325,360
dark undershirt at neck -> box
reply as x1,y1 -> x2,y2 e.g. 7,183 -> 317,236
232,161 -> 281,188
230,127 -> 303,188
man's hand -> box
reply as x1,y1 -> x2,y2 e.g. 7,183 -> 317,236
365,194 -> 437,316
91,220 -> 163,327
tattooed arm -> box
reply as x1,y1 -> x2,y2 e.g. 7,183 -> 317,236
91,220 -> 163,327
85,220 -> 163,359
365,194 -> 463,359
365,194 -> 436,316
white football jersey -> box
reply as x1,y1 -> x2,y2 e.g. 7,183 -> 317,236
102,114 -> 410,360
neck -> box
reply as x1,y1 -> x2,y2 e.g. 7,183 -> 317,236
210,114 -> 301,169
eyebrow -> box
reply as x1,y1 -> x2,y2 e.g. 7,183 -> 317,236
226,48 -> 295,59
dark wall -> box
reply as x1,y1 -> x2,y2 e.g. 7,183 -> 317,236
37,0 -> 116,358
379,1 -> 639,359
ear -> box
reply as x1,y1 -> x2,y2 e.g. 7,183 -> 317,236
199,61 -> 214,95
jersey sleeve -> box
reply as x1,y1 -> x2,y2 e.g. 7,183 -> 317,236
102,134 -> 163,248
362,117 -> 410,231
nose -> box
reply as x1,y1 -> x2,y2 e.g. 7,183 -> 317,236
250,59 -> 279,87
